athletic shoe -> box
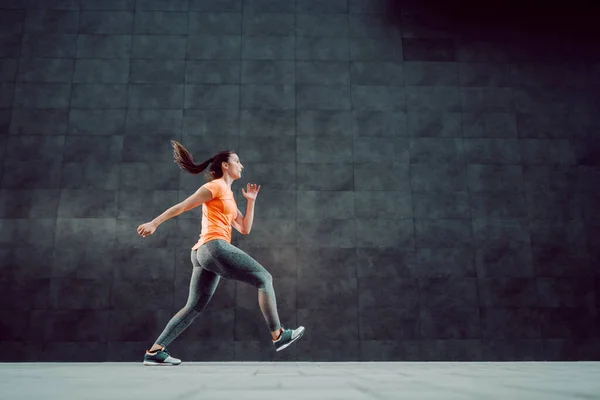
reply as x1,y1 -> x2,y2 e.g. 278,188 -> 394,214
143,347 -> 181,366
273,325 -> 305,352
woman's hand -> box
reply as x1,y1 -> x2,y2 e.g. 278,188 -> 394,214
137,221 -> 157,237
242,183 -> 261,201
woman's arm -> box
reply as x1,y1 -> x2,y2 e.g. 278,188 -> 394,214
232,183 -> 260,235
138,187 -> 213,237
233,200 -> 255,235
153,187 -> 213,227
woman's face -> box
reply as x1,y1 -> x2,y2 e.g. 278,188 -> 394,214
227,153 -> 244,179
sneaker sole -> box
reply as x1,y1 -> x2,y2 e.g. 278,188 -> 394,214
275,326 -> 305,352
143,361 -> 181,366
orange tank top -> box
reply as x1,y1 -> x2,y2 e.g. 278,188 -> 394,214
191,179 -> 238,250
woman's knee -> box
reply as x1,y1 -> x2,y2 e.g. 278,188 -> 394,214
257,271 -> 274,291
191,296 -> 211,312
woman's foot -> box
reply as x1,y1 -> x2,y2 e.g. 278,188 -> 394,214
272,325 -> 305,352
143,346 -> 181,366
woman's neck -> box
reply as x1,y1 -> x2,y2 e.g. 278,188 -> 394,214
220,174 -> 234,188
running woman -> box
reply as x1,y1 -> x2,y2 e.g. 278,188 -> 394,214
137,141 -> 305,366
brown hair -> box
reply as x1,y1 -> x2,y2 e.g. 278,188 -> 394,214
171,140 -> 232,181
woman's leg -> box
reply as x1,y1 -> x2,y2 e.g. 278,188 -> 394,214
203,240 -> 281,334
149,250 -> 220,350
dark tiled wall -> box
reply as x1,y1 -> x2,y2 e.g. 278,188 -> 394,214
0,0 -> 599,362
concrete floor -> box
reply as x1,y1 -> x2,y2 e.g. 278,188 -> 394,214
1,362 -> 599,400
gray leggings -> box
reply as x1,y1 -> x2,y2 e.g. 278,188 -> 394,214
154,239 -> 281,347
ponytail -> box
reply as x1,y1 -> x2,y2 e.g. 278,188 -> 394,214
171,140 -> 211,174
170,140 -> 232,181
